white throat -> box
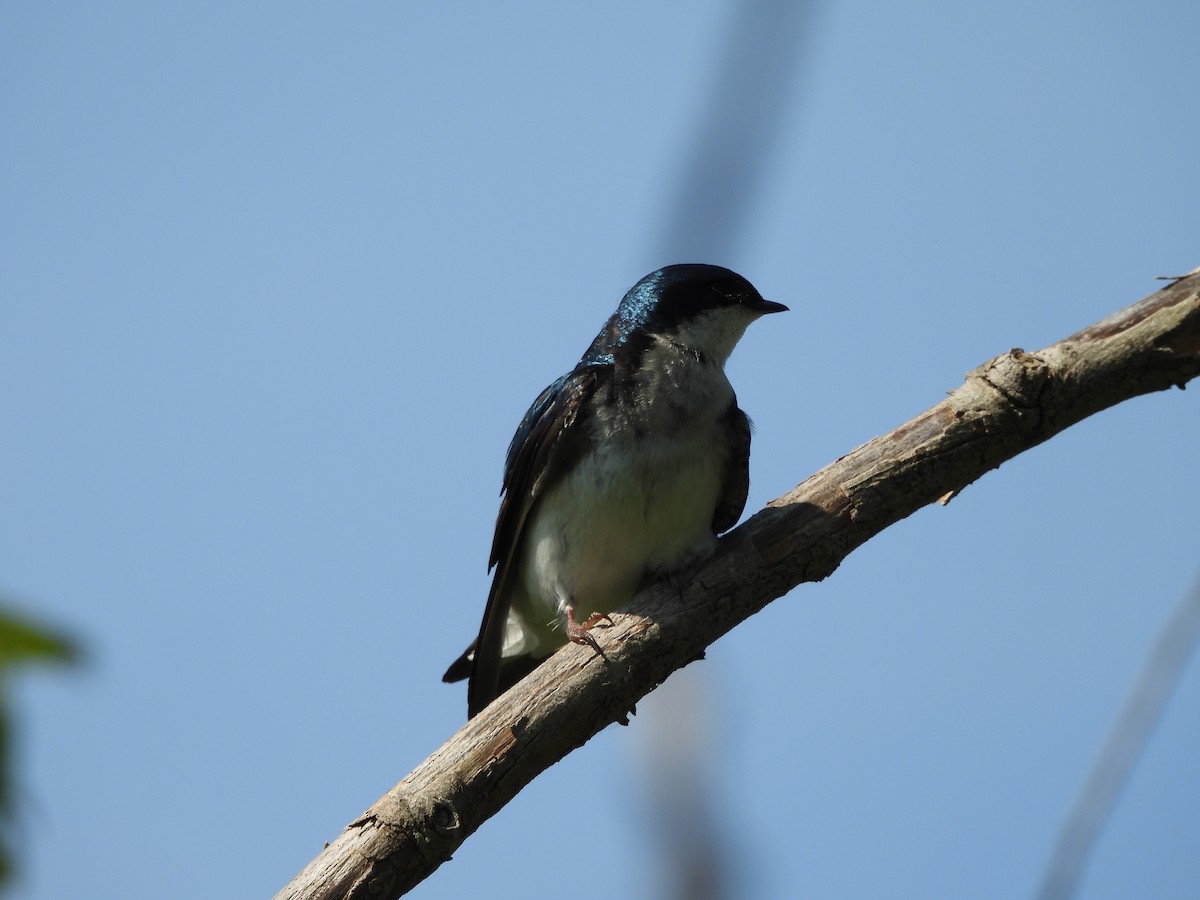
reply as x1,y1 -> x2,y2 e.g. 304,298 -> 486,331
661,306 -> 762,367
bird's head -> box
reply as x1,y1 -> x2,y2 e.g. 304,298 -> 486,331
590,264 -> 787,368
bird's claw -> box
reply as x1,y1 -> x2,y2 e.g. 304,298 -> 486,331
565,607 -> 613,655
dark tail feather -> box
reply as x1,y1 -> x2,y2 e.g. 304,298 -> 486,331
442,643 -> 474,683
445,642 -> 545,716
466,654 -> 542,718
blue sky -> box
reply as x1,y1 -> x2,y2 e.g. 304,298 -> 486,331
2,3 -> 1198,898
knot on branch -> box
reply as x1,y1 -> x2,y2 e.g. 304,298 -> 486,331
356,790 -> 463,871
948,348 -> 1053,443
969,348 -> 1051,410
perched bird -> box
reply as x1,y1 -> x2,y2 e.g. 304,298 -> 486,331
443,264 -> 786,717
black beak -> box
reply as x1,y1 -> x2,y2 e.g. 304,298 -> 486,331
752,298 -> 789,315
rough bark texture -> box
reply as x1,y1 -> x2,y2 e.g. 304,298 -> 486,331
275,272 -> 1200,900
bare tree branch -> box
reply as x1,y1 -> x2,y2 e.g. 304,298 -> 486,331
275,271 -> 1200,900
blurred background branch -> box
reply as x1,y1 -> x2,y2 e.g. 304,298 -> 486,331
640,3 -> 821,898
653,0 -> 821,264
1038,575 -> 1200,900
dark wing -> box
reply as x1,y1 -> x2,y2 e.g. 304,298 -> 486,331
711,402 -> 752,535
441,377 -> 575,687
466,365 -> 605,717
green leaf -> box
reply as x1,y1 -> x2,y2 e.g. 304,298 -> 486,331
0,602 -> 80,890
0,609 -> 79,671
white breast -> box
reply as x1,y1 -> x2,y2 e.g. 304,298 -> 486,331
507,342 -> 736,656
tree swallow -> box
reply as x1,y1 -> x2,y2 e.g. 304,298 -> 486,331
443,264 -> 786,717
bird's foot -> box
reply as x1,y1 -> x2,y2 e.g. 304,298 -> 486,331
565,606 -> 613,655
